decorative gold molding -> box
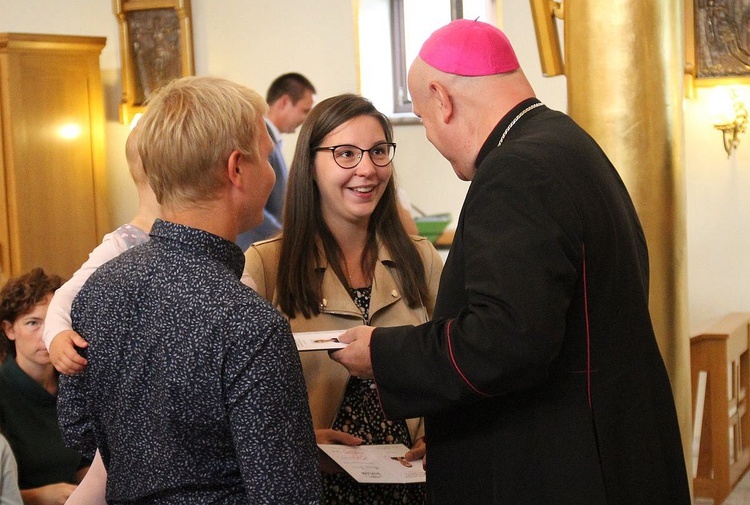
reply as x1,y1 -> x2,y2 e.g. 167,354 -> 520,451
529,0 -> 564,77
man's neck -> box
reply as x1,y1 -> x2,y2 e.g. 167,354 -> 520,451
265,116 -> 282,144
162,198 -> 238,243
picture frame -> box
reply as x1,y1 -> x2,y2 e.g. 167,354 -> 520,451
685,0 -> 750,91
113,0 -> 195,124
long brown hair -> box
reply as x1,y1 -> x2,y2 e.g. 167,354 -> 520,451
277,94 -> 429,318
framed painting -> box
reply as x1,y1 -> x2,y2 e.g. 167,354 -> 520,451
686,0 -> 750,90
113,0 -> 195,124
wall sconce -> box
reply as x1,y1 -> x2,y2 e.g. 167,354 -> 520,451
713,90 -> 748,158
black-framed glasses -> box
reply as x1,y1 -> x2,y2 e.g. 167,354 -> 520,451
314,142 -> 396,169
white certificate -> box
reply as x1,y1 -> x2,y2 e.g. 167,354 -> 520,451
293,330 -> 347,351
318,443 -> 426,484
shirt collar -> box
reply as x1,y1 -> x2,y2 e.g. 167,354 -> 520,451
0,357 -> 56,404
265,117 -> 283,147
149,219 -> 246,279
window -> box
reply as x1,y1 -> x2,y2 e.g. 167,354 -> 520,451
358,0 -> 498,117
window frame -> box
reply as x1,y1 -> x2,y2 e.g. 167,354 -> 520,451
389,0 -> 465,114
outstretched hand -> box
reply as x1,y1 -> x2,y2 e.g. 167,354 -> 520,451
330,326 -> 375,379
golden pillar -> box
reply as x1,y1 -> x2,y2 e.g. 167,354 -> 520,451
563,0 -> 692,478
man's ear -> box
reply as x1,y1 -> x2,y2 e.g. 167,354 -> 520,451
429,81 -> 453,123
227,150 -> 243,188
278,94 -> 293,110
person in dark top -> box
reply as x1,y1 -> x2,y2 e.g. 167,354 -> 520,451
0,268 -> 89,505
57,76 -> 321,504
332,19 -> 691,505
236,72 -> 316,250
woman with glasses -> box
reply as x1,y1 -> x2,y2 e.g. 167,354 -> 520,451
245,93 -> 442,504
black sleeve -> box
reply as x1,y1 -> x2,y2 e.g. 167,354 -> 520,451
371,153 -> 583,419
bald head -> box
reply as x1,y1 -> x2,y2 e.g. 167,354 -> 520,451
408,56 -> 535,180
408,19 -> 537,180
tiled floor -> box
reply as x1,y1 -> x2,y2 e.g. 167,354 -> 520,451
694,470 -> 750,505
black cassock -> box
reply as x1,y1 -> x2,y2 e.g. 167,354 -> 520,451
372,99 -> 691,505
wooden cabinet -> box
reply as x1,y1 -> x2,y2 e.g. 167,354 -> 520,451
0,33 -> 109,283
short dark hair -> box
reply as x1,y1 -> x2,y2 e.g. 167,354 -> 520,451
266,73 -> 316,106
0,268 -> 63,358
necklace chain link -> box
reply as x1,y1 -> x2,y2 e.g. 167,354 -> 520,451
497,102 -> 544,148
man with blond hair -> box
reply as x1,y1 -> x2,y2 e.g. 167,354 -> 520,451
58,76 -> 321,504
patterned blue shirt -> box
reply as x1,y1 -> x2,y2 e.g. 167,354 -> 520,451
58,219 -> 321,504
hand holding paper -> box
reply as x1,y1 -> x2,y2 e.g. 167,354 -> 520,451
293,330 -> 347,351
318,444 -> 426,484
330,325 -> 375,379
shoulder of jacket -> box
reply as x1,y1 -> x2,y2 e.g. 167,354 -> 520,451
410,234 -> 439,255
248,235 -> 283,253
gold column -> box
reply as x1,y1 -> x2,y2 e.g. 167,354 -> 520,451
565,0 -> 692,477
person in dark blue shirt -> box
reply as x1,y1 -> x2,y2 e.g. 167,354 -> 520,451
57,76 -> 321,504
236,72 -> 316,251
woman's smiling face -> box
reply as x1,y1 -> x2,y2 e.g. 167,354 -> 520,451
313,115 -> 393,228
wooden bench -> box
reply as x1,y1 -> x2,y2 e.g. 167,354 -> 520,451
691,312 -> 750,504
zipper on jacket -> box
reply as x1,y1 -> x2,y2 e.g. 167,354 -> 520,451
318,307 -> 369,325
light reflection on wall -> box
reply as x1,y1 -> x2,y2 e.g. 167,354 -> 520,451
58,123 -> 82,140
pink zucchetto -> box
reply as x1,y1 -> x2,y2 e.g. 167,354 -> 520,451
418,19 -> 520,76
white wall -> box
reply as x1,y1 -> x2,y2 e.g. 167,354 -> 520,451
684,89 -> 750,331
1,0 -> 747,333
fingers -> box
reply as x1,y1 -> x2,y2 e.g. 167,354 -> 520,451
70,332 -> 89,348
34,482 -> 77,504
336,329 -> 356,344
50,331 -> 89,374
53,350 -> 87,375
61,359 -> 87,375
329,431 -> 364,446
405,437 -> 426,461
64,347 -> 88,366
55,347 -> 88,374
314,428 -> 363,446
337,325 -> 375,344
405,445 -> 426,461
329,340 -> 375,379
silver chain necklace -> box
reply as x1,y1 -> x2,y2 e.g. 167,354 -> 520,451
497,102 -> 544,148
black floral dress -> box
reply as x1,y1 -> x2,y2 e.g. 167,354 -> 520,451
322,286 -> 425,505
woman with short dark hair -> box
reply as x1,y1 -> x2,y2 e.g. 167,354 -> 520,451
0,268 -> 88,505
